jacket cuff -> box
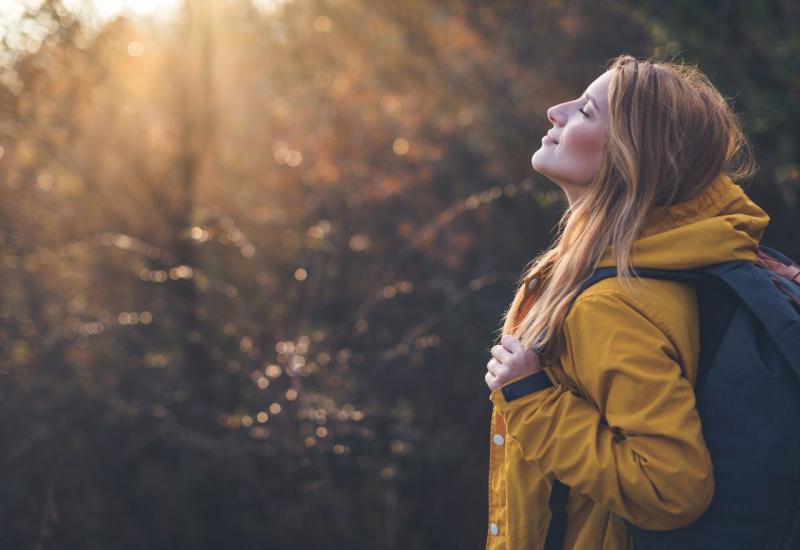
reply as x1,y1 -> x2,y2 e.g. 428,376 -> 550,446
490,369 -> 555,406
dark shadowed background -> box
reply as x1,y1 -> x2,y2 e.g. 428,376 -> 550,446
1,0 -> 798,548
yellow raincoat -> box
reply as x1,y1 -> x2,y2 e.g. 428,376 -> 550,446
486,172 -> 771,549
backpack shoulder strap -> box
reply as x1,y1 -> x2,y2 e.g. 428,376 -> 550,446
577,266 -> 707,295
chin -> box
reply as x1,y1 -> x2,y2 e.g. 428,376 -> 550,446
530,156 -> 555,179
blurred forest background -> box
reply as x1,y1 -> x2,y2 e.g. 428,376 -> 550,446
1,0 -> 798,548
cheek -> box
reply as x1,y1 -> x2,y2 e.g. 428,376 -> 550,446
562,126 -> 606,156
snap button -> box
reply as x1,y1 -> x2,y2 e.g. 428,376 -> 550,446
489,522 -> 499,536
492,434 -> 505,446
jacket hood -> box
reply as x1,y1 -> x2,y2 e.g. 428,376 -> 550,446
596,172 -> 770,270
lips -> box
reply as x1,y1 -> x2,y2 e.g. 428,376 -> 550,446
546,132 -> 560,144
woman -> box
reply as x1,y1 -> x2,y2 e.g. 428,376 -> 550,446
483,54 -> 770,549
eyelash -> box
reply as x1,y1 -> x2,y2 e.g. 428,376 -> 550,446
578,105 -> 589,117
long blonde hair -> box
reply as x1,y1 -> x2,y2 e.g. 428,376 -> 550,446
500,53 -> 756,362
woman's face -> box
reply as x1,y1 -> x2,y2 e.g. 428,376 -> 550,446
531,69 -> 612,207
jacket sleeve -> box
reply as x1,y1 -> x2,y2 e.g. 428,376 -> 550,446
489,291 -> 715,531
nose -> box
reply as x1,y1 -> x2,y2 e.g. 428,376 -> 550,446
547,105 -> 561,127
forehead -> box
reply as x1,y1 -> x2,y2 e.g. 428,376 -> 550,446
585,70 -> 613,112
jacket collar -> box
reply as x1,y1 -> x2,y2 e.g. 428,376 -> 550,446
596,172 -> 770,270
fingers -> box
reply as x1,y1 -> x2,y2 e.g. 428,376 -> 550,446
483,371 -> 496,390
491,344 -> 512,364
486,357 -> 501,376
486,335 -> 542,392
501,334 -> 524,353
485,370 -> 499,391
